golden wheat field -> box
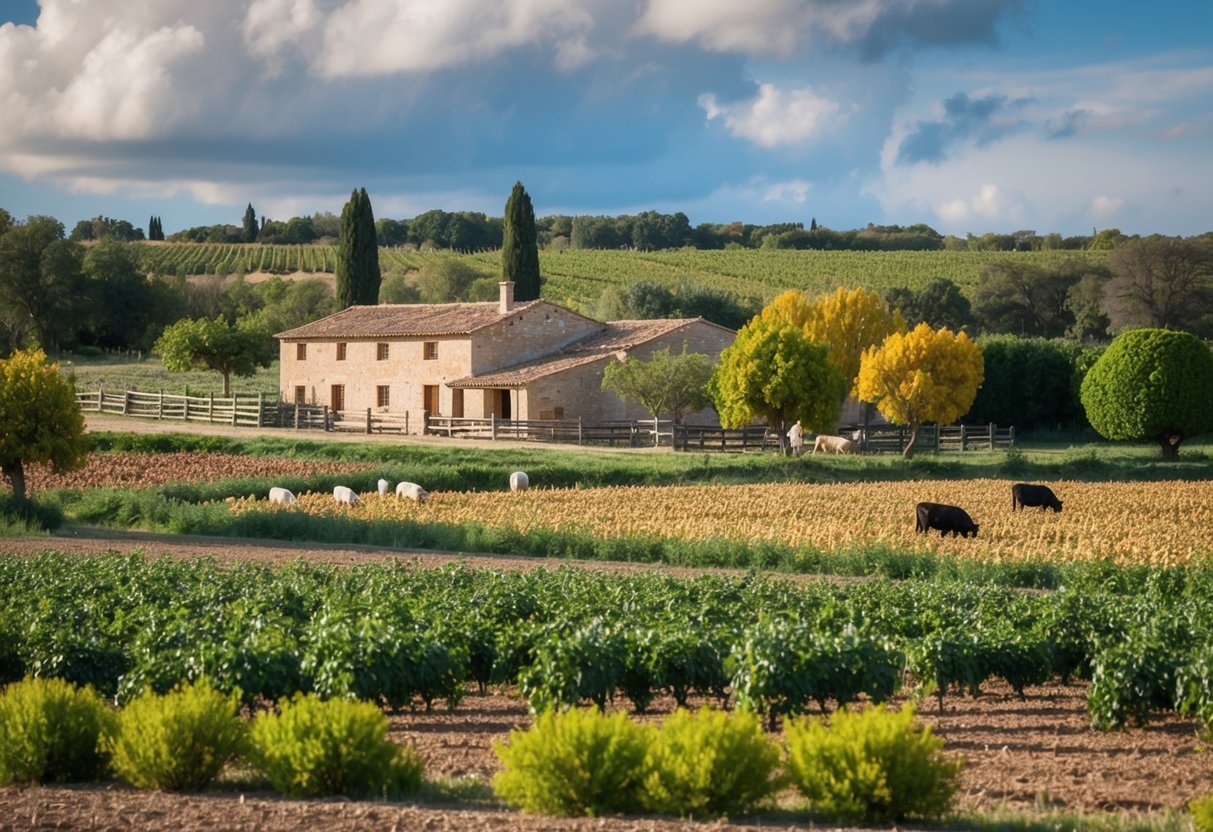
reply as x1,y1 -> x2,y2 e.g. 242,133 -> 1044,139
227,479 -> 1213,567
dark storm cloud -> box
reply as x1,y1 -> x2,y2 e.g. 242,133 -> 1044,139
896,92 -> 1027,164
855,0 -> 1024,61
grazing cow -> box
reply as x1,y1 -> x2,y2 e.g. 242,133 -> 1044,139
509,471 -> 529,492
377,478 -> 390,497
396,481 -> 429,502
1011,483 -> 1063,513
812,434 -> 859,454
915,502 -> 979,538
333,485 -> 360,505
268,487 -> 295,504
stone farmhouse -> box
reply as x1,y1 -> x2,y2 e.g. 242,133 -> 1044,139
275,281 -> 734,428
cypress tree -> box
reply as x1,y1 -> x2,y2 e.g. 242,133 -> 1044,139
502,181 -> 540,301
242,203 -> 258,243
336,188 -> 381,307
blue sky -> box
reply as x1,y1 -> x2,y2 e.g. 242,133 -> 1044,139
1,0 -> 1210,238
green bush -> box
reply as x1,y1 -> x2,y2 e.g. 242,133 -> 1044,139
1192,794 -> 1213,832
105,678 -> 246,791
248,692 -> 424,799
784,703 -> 961,824
492,707 -> 652,816
641,707 -> 779,818
0,676 -> 115,784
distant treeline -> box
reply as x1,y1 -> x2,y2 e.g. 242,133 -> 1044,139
150,205 -> 1158,254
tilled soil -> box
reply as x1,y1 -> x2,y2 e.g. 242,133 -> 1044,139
2,532 -> 1211,830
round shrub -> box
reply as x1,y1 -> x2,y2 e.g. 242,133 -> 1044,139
106,677 -> 246,791
248,692 -> 424,799
1192,794 -> 1213,832
641,707 -> 780,818
492,707 -> 652,816
784,703 -> 961,824
1080,328 -> 1213,457
0,676 -> 115,784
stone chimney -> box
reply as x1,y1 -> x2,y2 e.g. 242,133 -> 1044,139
498,280 -> 515,314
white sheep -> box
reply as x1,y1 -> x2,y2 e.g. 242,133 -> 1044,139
377,478 -> 390,497
268,486 -> 296,504
333,485 -> 361,505
396,481 -> 429,502
509,471 -> 529,492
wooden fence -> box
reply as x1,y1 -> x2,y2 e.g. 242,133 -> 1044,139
75,388 -> 1012,453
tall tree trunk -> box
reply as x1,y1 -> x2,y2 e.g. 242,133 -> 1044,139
222,370 -> 232,397
2,460 -> 26,502
777,418 -> 789,456
902,422 -> 921,459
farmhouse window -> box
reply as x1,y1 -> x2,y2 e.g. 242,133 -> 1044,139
294,386 -> 306,405
423,384 -> 439,416
377,386 -> 390,408
377,343 -> 389,361
336,343 -> 347,361
424,341 -> 438,360
330,384 -> 345,412
451,388 -> 464,418
296,343 -> 307,360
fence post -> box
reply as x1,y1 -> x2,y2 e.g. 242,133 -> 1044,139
209,392 -> 214,423
324,405 -> 331,431
257,393 -> 264,428
366,408 -> 372,434
184,395 -> 189,421
231,394 -> 238,426
1009,425 -> 1015,448
989,422 -> 996,451
490,413 -> 497,441
97,383 -> 104,412
294,404 -> 300,430
405,411 -> 409,435
578,417 -> 583,445
123,390 -> 130,416
960,423 -> 967,452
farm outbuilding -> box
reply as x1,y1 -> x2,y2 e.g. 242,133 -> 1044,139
275,281 -> 734,430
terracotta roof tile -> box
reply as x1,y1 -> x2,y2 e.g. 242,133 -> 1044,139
450,319 -> 707,388
275,300 -> 545,340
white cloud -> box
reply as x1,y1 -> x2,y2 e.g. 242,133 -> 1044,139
636,0 -> 889,57
317,0 -> 599,77
762,178 -> 812,204
1089,195 -> 1125,220
700,83 -> 841,148
936,184 -> 1026,225
243,0 -> 321,73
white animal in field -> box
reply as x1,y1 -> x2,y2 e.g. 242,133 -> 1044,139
396,481 -> 429,502
377,478 -> 390,497
812,434 -> 859,454
268,487 -> 296,504
509,471 -> 529,492
333,485 -> 361,505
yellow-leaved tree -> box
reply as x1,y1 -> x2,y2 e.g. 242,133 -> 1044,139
857,323 -> 984,458
762,287 -> 906,399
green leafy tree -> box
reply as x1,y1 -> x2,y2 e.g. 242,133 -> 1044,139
1080,328 -> 1213,459
502,181 -> 541,301
857,323 -> 984,458
154,317 -> 275,396
242,203 -> 259,243
336,188 -> 380,307
0,218 -> 83,355
82,238 -> 160,351
708,317 -> 846,454
602,345 -> 714,425
885,279 -> 974,332
0,349 -> 89,501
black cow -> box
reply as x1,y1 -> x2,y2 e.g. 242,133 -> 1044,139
915,502 -> 979,538
1011,483 -> 1063,513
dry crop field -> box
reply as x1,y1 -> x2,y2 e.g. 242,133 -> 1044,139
230,478 -> 1213,567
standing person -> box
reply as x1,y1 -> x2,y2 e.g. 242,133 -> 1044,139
787,422 -> 805,457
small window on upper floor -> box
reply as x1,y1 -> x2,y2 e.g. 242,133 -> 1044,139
377,343 -> 389,361
424,341 -> 438,360
336,343 -> 347,361
296,343 -> 307,361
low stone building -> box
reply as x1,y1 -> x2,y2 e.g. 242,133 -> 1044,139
275,281 -> 734,430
